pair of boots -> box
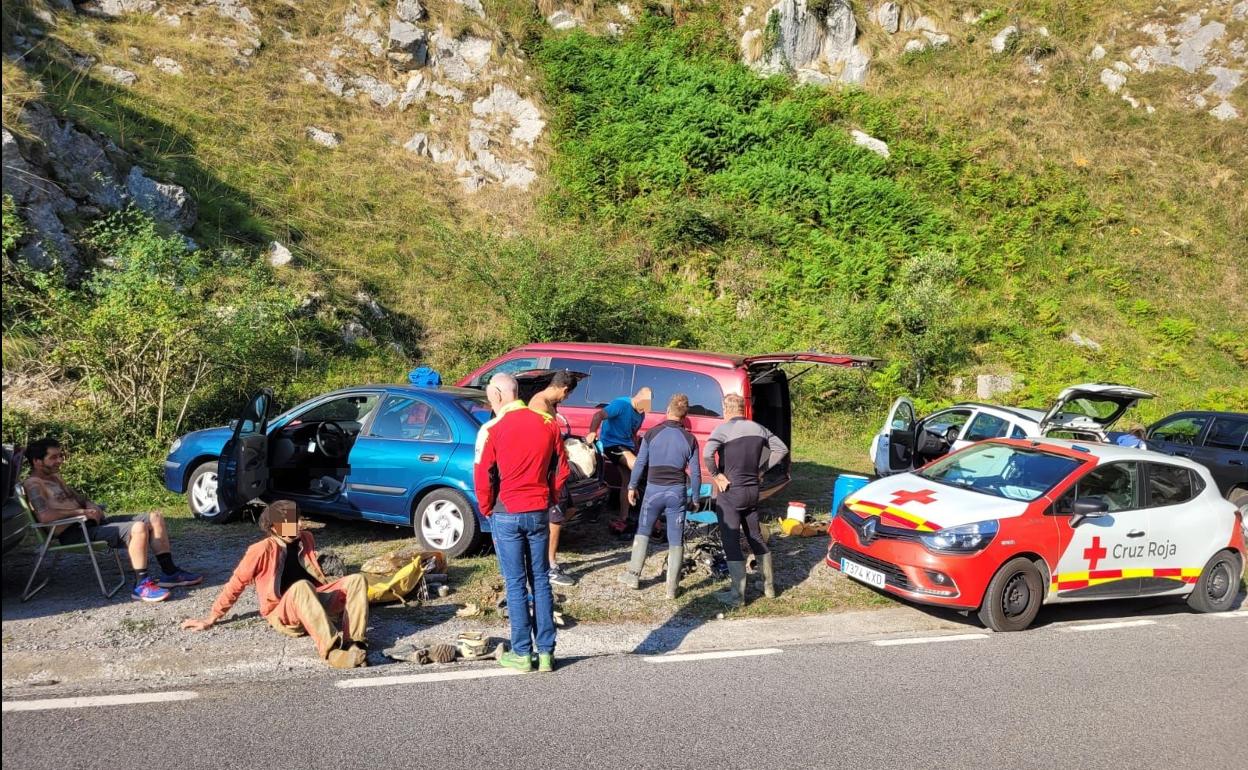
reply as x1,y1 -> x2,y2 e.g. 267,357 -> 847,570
617,535 -> 683,599
714,554 -> 775,608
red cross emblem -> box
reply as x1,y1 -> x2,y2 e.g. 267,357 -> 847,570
1083,536 -> 1107,571
890,489 -> 937,506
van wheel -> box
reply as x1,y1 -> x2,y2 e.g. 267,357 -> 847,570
977,557 -> 1043,632
1186,550 -> 1242,614
413,489 -> 481,559
187,461 -> 237,524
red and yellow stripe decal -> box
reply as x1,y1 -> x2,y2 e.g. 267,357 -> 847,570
846,497 -> 941,532
1050,567 -> 1201,592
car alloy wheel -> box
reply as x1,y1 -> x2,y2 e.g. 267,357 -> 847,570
420,499 -> 464,550
191,469 -> 219,516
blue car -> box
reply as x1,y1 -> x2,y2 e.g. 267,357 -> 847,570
163,383 -> 608,557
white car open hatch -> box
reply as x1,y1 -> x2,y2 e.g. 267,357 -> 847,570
1036,383 -> 1155,437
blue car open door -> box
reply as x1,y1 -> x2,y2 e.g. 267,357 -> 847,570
216,389 -> 273,522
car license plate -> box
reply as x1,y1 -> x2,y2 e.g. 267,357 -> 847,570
841,558 -> 886,589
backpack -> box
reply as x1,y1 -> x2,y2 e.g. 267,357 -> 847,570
407,366 -> 442,388
564,438 -> 597,481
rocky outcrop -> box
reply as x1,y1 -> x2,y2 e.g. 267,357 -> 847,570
126,167 -> 197,231
741,0 -> 871,85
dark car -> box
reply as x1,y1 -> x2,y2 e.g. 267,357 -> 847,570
2,445 -> 28,555
1147,411 -> 1248,510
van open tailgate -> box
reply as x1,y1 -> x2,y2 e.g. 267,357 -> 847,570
743,353 -> 880,369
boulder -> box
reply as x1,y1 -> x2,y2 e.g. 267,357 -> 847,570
388,20 -> 428,71
904,38 -> 928,54
403,132 -> 429,156
98,64 -> 138,85
352,74 -> 398,107
125,166 -> 197,231
1209,101 -> 1241,120
21,103 -> 127,211
1099,68 -> 1126,94
1067,332 -> 1102,352
547,11 -> 578,31
749,0 -> 866,83
976,374 -> 1015,400
1088,44 -> 1107,61
454,0 -> 485,17
471,85 -> 545,147
152,56 -> 183,76
850,129 -> 889,157
2,129 -> 80,274
433,34 -> 492,84
92,0 -> 158,17
306,126 -> 342,148
872,2 -> 900,34
268,241 -> 293,267
990,26 -> 1017,54
395,0 -> 425,23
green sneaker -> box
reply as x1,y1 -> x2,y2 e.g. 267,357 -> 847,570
537,653 -> 554,673
499,651 -> 533,673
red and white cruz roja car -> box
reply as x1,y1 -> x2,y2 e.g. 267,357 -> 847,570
827,438 -> 1245,631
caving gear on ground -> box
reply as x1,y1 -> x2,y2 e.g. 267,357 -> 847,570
715,560 -> 747,607
665,546 -> 683,599
619,534 -> 649,589
364,555 -> 428,604
456,631 -> 488,659
760,552 -> 776,599
499,650 -> 533,672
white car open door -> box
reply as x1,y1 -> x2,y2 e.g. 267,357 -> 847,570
1037,383 -> 1155,439
873,397 -> 917,476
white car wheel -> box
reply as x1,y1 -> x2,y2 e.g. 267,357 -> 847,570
420,499 -> 464,550
186,461 -> 236,523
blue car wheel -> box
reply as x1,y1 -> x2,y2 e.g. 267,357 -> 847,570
187,460 -> 237,524
413,488 -> 481,559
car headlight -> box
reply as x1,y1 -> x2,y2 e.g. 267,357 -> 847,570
920,520 -> 999,553
169,437 -> 183,454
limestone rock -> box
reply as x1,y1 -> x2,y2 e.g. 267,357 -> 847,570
125,166 -> 196,231
471,85 -> 545,147
454,0 -> 485,17
1210,100 -> 1241,120
1100,68 -> 1126,93
748,0 -> 867,84
1204,66 -> 1243,98
976,374 -> 1015,400
395,0 -> 426,22
399,73 -> 429,110
343,7 -> 384,57
1068,332 -> 1102,352
429,80 -> 466,103
306,126 -> 342,148
21,103 -> 127,211
268,241 -> 293,267
990,26 -> 1017,54
91,0 -> 158,17
548,11 -> 579,31
433,33 -> 492,84
2,128 -> 80,274
1089,44 -> 1107,61
850,129 -> 889,157
152,56 -> 183,76
388,20 -> 428,71
352,74 -> 398,107
403,132 -> 429,156
871,2 -> 900,34
98,64 -> 138,85
904,38 -> 928,54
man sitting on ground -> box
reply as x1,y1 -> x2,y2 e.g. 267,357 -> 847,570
22,437 -> 201,603
182,500 -> 369,669
586,387 -> 652,535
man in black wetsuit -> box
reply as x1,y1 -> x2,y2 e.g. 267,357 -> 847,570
702,394 -> 789,607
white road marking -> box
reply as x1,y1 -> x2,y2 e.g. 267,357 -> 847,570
2,691 -> 198,712
1207,610 -> 1248,619
643,648 -> 783,664
871,633 -> 990,647
1061,619 -> 1156,632
336,668 -> 525,688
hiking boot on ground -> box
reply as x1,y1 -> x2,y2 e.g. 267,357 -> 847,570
327,646 -> 367,669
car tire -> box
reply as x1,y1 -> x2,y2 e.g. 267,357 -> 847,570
1186,550 -> 1242,614
413,489 -> 481,559
977,557 -> 1044,632
187,461 -> 238,524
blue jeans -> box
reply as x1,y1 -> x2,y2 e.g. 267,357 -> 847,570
490,511 -> 556,656
638,485 -> 686,545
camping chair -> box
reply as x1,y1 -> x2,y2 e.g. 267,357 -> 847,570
14,484 -> 127,602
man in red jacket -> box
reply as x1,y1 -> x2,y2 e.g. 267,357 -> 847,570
474,374 -> 569,673
181,500 -> 369,669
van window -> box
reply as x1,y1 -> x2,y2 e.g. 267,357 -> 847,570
1202,417 -> 1248,451
633,365 -> 724,417
471,357 -> 540,387
550,358 -> 634,408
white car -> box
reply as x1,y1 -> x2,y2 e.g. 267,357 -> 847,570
871,383 -> 1155,477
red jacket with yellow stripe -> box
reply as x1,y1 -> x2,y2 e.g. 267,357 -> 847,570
474,404 -> 569,516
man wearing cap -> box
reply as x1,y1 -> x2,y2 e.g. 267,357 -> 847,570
181,500 -> 370,669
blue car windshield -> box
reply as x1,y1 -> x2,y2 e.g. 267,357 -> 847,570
918,443 -> 1082,502
456,397 -> 492,425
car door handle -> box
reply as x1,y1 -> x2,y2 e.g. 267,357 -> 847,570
1127,530 -> 1146,538
1173,451 -> 1191,457
1230,460 -> 1244,466
419,454 -> 439,462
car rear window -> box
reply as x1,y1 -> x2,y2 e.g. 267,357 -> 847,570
1203,416 -> 1248,451
632,365 -> 724,417
1146,463 -> 1201,507
918,443 -> 1083,502
549,358 -> 634,408
456,397 -> 492,426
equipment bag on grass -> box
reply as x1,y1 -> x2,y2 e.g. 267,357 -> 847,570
365,557 -> 429,604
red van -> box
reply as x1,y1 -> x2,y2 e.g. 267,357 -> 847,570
459,343 -> 876,498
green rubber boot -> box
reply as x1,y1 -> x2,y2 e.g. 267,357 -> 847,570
714,561 -> 747,607
760,552 -> 776,599
617,535 -> 649,589
665,546 -> 683,600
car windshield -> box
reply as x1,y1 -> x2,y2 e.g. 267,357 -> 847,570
918,443 -> 1083,502
456,396 -> 492,425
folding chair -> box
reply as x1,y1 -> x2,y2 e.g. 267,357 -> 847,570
14,484 -> 127,601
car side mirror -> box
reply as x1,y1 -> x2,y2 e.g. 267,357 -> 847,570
229,418 -> 240,430
1070,497 -> 1109,528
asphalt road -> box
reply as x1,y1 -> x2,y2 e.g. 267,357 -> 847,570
4,610 -> 1246,770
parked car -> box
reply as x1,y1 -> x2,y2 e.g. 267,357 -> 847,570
163,380 -> 608,558
1145,411 -> 1248,511
829,437 -> 1245,631
871,383 -> 1155,477
458,343 -> 879,497
2,445 -> 28,555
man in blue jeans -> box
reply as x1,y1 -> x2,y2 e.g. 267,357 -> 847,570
474,374 -> 569,673
620,394 -> 701,599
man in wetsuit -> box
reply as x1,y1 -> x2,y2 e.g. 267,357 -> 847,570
619,394 -> 701,599
702,394 -> 788,607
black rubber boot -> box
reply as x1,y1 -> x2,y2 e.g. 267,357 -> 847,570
665,546 -> 683,600
618,535 -> 649,589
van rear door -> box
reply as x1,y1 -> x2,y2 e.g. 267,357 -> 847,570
745,353 -> 880,495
